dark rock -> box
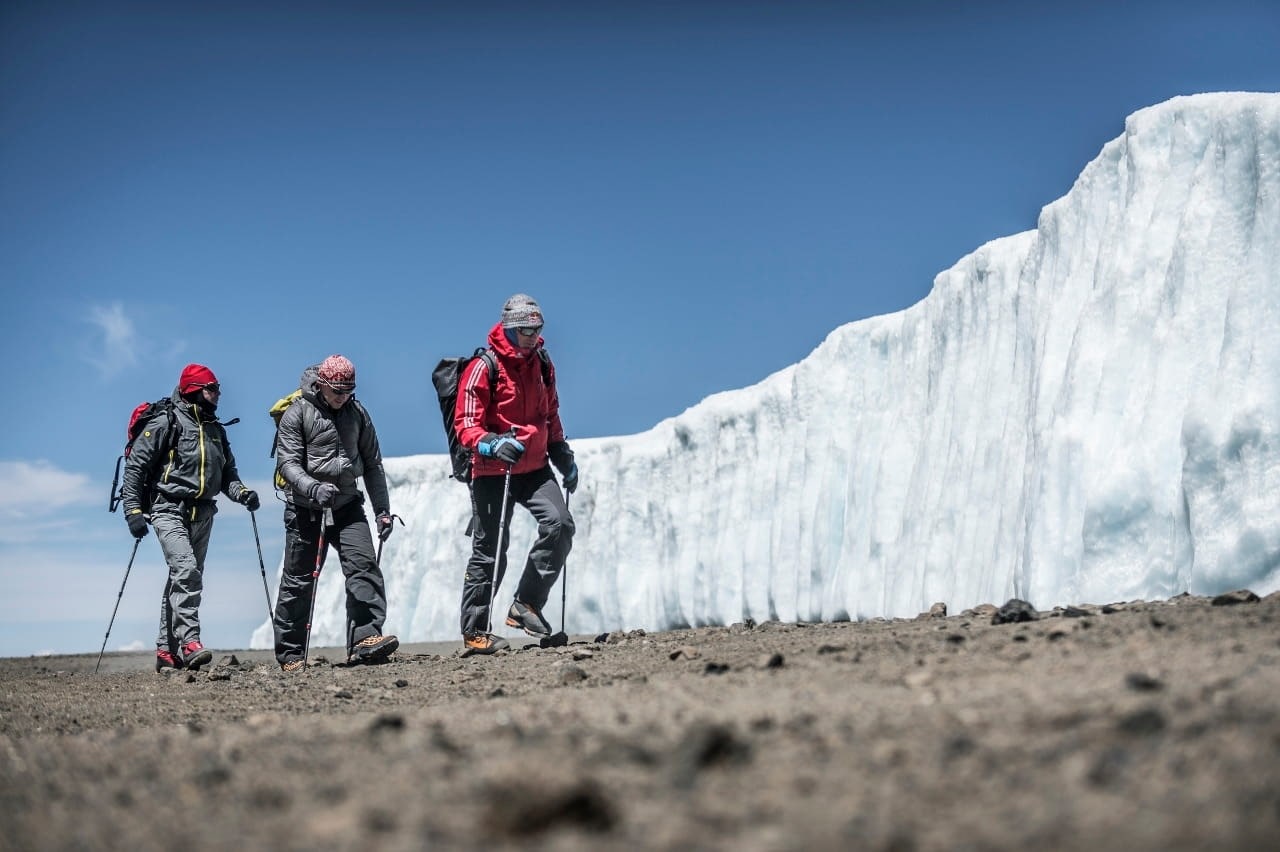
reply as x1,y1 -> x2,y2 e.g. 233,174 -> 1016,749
1117,707 -> 1166,736
1212,589 -> 1260,606
369,713 -> 404,732
558,663 -> 589,684
760,653 -> 785,669
703,662 -> 730,675
1125,672 -> 1164,692
670,722 -> 752,787
992,599 -> 1040,625
593,632 -> 610,643
1062,606 -> 1091,618
488,779 -> 616,836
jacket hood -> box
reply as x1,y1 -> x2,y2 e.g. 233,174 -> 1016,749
487,322 -> 543,360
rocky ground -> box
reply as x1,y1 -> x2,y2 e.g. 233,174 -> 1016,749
1,591 -> 1278,851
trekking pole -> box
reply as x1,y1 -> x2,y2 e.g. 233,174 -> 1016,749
249,510 -> 273,625
561,490 -> 570,636
302,508 -> 333,667
94,538 -> 142,675
486,464 -> 514,635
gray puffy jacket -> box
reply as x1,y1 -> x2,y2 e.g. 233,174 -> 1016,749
275,366 -> 390,515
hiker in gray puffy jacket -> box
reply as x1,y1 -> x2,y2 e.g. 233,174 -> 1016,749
271,354 -> 399,671
120,363 -> 258,673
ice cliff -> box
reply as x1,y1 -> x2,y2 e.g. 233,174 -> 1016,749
253,92 -> 1280,649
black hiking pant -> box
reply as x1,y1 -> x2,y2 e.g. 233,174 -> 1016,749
273,499 -> 387,664
461,465 -> 574,636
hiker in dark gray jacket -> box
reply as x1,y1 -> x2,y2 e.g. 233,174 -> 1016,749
272,354 -> 399,672
121,363 -> 258,673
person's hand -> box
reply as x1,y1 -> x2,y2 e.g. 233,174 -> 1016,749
549,441 -> 576,492
376,512 -> 397,542
310,482 -> 339,507
126,511 -> 149,539
478,432 -> 525,464
238,489 -> 260,512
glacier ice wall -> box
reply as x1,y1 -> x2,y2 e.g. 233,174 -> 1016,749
252,92 -> 1280,649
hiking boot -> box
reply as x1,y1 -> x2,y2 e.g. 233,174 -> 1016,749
462,633 -> 510,655
506,599 -> 552,638
180,640 -> 213,671
348,634 -> 399,664
281,659 -> 306,673
155,649 -> 179,673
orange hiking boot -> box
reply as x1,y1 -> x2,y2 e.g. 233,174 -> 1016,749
462,633 -> 510,656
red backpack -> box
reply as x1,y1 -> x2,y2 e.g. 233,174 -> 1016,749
108,398 -> 178,513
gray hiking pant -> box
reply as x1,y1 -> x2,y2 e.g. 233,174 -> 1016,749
273,499 -> 387,664
151,498 -> 216,653
461,465 -> 574,636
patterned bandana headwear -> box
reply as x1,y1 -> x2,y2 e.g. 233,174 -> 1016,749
500,294 -> 544,329
317,354 -> 356,390
178,364 -> 217,395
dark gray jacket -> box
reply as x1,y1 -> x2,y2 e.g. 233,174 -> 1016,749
121,389 -> 249,518
275,366 -> 390,515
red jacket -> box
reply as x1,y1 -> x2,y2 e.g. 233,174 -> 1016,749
454,322 -> 566,478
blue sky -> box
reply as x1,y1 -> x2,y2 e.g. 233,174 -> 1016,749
2,0 -> 1277,658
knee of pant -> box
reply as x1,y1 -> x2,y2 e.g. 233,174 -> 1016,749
541,514 -> 575,541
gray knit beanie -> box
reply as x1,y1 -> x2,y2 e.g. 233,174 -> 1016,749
500,294 -> 544,328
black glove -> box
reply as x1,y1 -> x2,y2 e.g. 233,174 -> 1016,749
549,441 -> 577,493
478,432 -> 525,464
126,511 -> 149,539
238,489 -> 260,512
376,512 -> 397,542
309,482 -> 339,507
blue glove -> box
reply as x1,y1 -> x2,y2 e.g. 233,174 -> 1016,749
478,432 -> 525,464
562,462 -> 579,494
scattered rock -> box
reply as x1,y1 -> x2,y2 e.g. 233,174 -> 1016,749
571,649 -> 594,661
368,713 -> 404,733
670,722 -> 752,787
1125,673 -> 1164,692
759,653 -> 785,669
993,599 -> 1039,625
487,779 -> 616,836
1212,590 -> 1260,606
703,662 -> 730,675
1117,707 -> 1166,736
670,646 -> 700,661
927,602 -> 947,618
557,663 -> 589,684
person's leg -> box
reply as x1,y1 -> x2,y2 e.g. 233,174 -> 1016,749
460,474 -> 514,637
151,508 -> 202,648
513,467 -> 575,612
328,501 -> 388,648
273,503 -> 321,665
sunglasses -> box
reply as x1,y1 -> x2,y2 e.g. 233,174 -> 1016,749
198,383 -> 221,394
321,381 -> 356,396
516,326 -> 543,337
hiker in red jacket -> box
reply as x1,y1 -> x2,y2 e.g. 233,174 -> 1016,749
454,294 -> 578,654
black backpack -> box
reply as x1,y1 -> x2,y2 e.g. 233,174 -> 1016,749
108,398 -> 178,513
431,347 -> 551,484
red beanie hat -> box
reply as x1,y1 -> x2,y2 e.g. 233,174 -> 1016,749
178,363 -> 217,394
317,354 -> 356,389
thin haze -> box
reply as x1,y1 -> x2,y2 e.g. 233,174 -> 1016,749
1,1 -> 1277,657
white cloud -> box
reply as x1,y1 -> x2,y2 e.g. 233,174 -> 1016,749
86,302 -> 138,377
0,460 -> 96,517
